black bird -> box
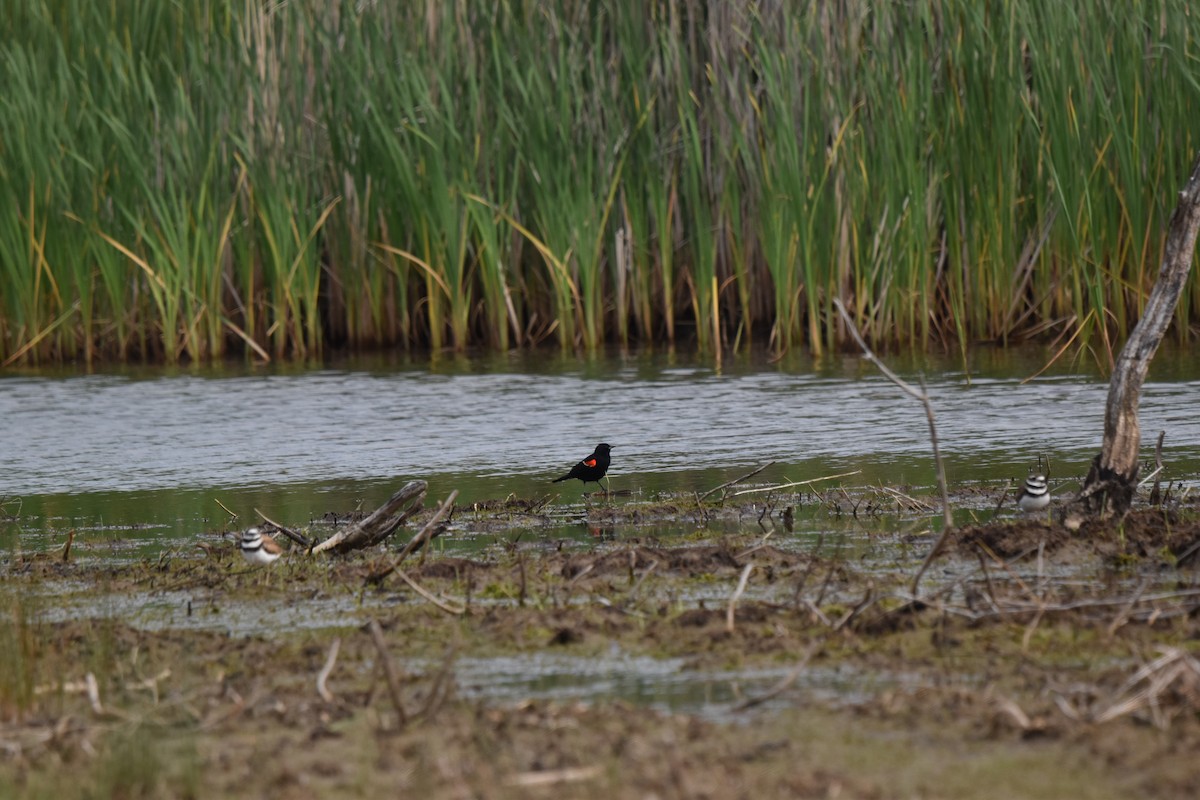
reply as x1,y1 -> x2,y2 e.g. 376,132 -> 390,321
552,443 -> 613,491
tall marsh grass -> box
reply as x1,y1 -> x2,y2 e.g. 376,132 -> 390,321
1,0 -> 1198,364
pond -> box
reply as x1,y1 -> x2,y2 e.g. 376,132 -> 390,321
3,345 -> 1198,542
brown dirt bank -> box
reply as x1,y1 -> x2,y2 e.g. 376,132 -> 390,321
953,507 -> 1200,565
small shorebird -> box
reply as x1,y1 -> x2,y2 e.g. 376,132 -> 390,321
1017,474 -> 1050,513
551,443 -> 613,492
240,527 -> 283,565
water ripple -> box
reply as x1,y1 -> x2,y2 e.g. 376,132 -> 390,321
2,361 -> 1199,495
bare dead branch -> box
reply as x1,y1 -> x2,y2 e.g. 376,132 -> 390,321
726,563 -> 755,632
731,641 -> 823,712
393,566 -> 466,615
367,620 -> 408,726
316,637 -> 341,703
730,469 -> 863,497
313,480 -> 428,555
507,767 -> 603,789
701,462 -> 775,502
254,509 -> 311,549
832,583 -> 875,631
1149,431 -> 1166,505
831,298 -> 953,598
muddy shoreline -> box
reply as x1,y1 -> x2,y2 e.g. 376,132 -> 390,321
4,491 -> 1200,798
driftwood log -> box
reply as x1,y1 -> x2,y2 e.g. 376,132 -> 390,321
1078,151 -> 1200,515
311,480 -> 427,554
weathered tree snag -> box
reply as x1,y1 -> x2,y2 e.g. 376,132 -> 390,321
311,480 -> 427,554
1078,152 -> 1200,516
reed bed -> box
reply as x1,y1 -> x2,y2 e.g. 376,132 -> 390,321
1,0 -> 1198,364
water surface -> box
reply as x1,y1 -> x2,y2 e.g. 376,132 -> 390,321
2,345 -> 1198,546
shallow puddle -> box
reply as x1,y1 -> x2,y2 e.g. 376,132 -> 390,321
447,650 -> 919,722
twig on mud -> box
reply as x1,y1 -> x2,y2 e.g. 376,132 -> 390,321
1149,430 -> 1166,504
1138,465 -> 1164,488
199,701 -> 249,732
1175,537 -> 1200,567
734,539 -> 774,561
1020,607 -> 1045,653
417,643 -> 459,720
975,552 -> 1003,616
1052,693 -> 1084,722
832,583 -> 875,631
731,640 -> 823,712
1036,540 -> 1046,599
993,484 -> 1012,513
316,637 -> 341,703
757,501 -> 773,530
517,553 -> 527,607
832,298 -> 954,597
802,599 -> 834,628
878,485 -> 932,512
791,535 -> 824,609
999,588 -> 1200,615
627,559 -> 659,599
253,509 -> 311,549
507,766 -> 603,789
85,673 -> 104,716
994,695 -> 1041,732
731,469 -> 863,497
1105,579 -> 1151,638
814,562 -> 837,608
143,672 -> 171,705
974,540 -> 1042,607
69,673 -> 131,721
1090,647 -> 1200,728
836,487 -> 863,517
393,566 -> 466,615
366,491 -> 458,586
367,620 -> 408,726
726,564 -> 755,632
919,587 -> 1200,627
700,462 -> 775,502
569,562 -> 596,586
864,543 -> 1043,627
530,494 -> 555,513
214,498 -> 238,520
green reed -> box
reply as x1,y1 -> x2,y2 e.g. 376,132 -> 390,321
1,0 -> 1198,365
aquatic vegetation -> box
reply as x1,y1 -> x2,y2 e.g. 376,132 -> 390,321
1,1 -> 1199,364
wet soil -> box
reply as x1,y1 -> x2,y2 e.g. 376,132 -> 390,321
4,494 -> 1200,798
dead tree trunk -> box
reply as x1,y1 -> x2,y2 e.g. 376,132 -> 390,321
1078,152 -> 1200,515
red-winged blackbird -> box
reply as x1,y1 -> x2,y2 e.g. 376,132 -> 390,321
552,443 -> 613,489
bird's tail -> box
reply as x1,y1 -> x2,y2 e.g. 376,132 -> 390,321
551,475 -> 567,483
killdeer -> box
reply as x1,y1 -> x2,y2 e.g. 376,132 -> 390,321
1017,474 -> 1050,513
240,527 -> 283,565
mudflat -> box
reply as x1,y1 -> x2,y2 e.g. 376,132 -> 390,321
3,492 -> 1200,799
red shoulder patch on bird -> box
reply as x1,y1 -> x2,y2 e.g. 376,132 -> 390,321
584,458 -> 597,467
